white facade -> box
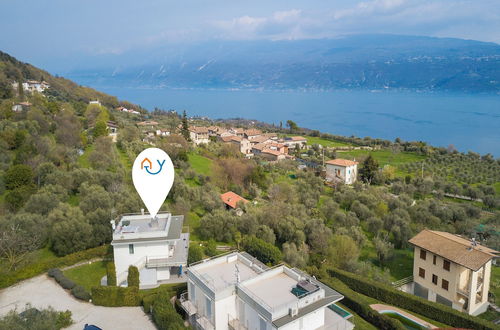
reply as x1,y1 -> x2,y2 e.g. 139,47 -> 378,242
325,160 -> 358,185
111,212 -> 188,287
181,252 -> 354,330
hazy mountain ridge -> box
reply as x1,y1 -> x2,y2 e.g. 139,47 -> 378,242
63,34 -> 500,92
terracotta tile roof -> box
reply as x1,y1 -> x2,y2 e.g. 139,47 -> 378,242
220,191 -> 249,209
325,159 -> 358,167
409,229 -> 498,271
252,135 -> 272,144
244,129 -> 262,136
189,126 -> 209,133
289,136 -> 307,141
220,136 -> 234,142
262,149 -> 283,156
252,143 -> 267,151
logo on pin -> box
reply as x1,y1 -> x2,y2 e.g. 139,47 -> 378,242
141,158 -> 166,175
132,148 -> 174,218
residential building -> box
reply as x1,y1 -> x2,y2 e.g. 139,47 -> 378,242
244,129 -> 262,140
261,149 -> 287,162
189,126 -> 210,144
325,159 -> 358,185
106,121 -> 118,142
111,212 -> 189,288
89,100 -> 101,105
250,135 -> 274,146
11,102 -> 31,112
221,136 -> 252,155
220,191 -> 249,210
14,80 -> 50,93
282,136 -> 307,149
180,252 -> 354,330
156,129 -> 171,137
408,229 -> 498,315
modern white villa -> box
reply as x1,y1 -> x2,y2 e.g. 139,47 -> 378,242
180,252 -> 354,330
110,212 -> 189,288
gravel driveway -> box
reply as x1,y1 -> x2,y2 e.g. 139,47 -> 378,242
0,275 -> 156,330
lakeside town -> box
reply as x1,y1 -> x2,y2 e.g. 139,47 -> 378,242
0,69 -> 499,330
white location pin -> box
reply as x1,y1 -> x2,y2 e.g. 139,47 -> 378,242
132,148 -> 174,218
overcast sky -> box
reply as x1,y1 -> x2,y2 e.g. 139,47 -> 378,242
1,0 -> 499,62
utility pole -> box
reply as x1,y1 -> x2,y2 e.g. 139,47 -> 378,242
421,162 -> 424,179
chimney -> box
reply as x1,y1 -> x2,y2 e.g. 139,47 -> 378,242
141,208 -> 145,215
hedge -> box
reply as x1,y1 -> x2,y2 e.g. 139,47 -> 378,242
127,265 -> 139,287
0,245 -> 110,289
48,268 -> 91,301
326,267 -> 496,330
151,291 -> 185,330
91,286 -> 141,307
71,285 -> 91,301
106,262 -> 117,286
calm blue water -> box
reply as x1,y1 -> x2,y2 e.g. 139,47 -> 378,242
90,86 -> 500,156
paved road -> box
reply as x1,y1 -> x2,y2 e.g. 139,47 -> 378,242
0,275 -> 156,330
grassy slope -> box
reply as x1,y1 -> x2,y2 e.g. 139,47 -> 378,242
305,136 -> 352,147
336,149 -> 426,167
188,153 -> 213,176
77,145 -> 95,168
63,260 -> 107,292
360,243 -> 414,281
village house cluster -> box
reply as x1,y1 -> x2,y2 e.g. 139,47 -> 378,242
12,80 -> 50,93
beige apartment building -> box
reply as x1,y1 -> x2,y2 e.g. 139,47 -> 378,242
408,229 -> 498,316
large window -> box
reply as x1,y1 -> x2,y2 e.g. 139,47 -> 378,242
418,267 -> 425,279
432,274 -> 438,285
259,317 -> 266,330
128,244 -> 134,254
420,249 -> 426,260
433,255 -> 436,265
442,279 -> 449,291
443,259 -> 450,271
206,297 -> 212,319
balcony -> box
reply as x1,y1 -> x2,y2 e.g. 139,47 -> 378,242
179,292 -> 198,317
196,315 -> 215,330
228,317 -> 247,330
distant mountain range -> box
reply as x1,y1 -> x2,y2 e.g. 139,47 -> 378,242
62,34 -> 500,93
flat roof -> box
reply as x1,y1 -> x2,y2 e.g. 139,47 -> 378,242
241,272 -> 298,310
112,213 -> 184,243
190,254 -> 261,292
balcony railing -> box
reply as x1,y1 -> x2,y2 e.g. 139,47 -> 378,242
228,317 -> 247,330
179,292 -> 197,316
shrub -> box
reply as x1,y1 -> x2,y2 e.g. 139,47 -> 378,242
142,293 -> 157,314
188,244 -> 204,265
58,277 -> 76,290
106,262 -> 117,286
152,291 -> 185,330
47,268 -> 62,278
91,286 -> 141,307
241,236 -> 282,265
0,245 -> 109,289
326,267 -> 495,330
127,265 -> 140,288
71,285 -> 91,301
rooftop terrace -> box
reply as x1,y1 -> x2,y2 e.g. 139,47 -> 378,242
112,212 -> 184,243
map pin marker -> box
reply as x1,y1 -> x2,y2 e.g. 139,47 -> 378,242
132,148 -> 174,218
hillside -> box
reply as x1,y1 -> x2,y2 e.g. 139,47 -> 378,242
0,51 -> 144,111
60,34 -> 500,93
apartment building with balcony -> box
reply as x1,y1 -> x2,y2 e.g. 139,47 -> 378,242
180,252 -> 354,330
111,212 -> 189,288
408,229 -> 498,315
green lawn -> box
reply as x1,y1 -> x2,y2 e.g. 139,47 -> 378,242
188,153 -> 213,176
304,136 -> 353,148
336,149 -> 426,167
77,145 -> 95,168
63,260 -> 107,292
360,244 -> 414,281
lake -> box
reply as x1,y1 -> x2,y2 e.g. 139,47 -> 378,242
78,84 -> 500,156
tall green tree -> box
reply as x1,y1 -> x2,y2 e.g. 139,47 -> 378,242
360,155 -> 379,184
181,110 -> 190,141
286,120 -> 298,133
